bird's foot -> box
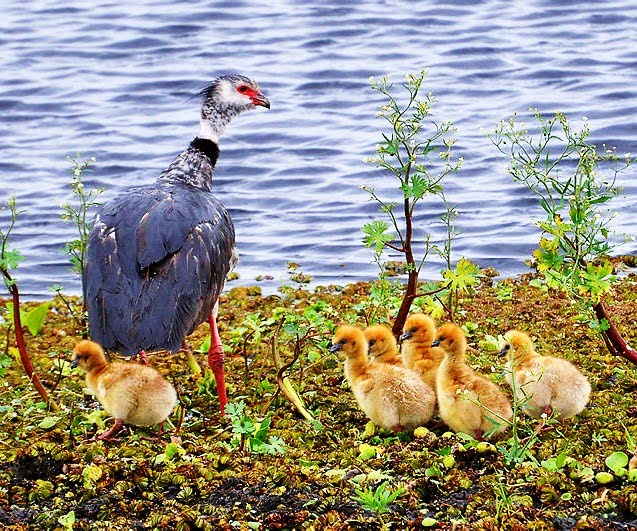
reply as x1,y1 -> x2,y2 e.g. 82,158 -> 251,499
138,350 -> 150,365
89,419 -> 127,442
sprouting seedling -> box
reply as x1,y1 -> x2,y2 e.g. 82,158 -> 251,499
352,480 -> 405,516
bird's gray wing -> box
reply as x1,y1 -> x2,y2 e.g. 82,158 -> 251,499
84,185 -> 235,355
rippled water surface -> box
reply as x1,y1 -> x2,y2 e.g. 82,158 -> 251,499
2,0 -> 637,299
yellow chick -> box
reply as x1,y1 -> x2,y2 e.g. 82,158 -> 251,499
400,313 -> 445,390
364,324 -> 403,366
330,325 -> 435,432
499,330 -> 590,419
72,340 -> 177,441
434,323 -> 512,439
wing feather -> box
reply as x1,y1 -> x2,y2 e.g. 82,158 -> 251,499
84,184 -> 235,356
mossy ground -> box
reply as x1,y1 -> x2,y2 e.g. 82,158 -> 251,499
1,273 -> 637,530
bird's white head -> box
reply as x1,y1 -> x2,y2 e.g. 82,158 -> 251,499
198,74 -> 270,143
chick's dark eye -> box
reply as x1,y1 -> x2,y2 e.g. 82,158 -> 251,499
410,327 -> 417,333
238,85 -> 249,93
369,339 -> 376,346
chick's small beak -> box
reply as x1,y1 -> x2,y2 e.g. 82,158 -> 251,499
251,92 -> 270,109
329,343 -> 342,353
71,358 -> 78,368
400,331 -> 413,341
431,339 -> 441,347
498,345 -> 510,357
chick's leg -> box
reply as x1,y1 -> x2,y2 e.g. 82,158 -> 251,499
94,418 -> 125,441
208,305 -> 227,415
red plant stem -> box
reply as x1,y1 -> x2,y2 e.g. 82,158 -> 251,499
594,300 -> 637,365
392,196 -> 418,338
2,270 -> 59,411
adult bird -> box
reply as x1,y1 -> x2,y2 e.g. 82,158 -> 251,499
83,74 -> 270,414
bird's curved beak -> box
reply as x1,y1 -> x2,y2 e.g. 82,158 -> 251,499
329,343 -> 342,353
400,330 -> 413,341
251,92 -> 270,109
71,357 -> 79,368
431,339 -> 440,347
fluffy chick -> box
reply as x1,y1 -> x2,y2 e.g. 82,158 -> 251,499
401,313 -> 445,390
434,323 -> 512,439
72,340 -> 177,440
499,330 -> 590,419
331,325 -> 435,432
364,324 -> 403,366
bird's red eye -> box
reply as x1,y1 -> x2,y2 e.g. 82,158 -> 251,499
238,85 -> 249,93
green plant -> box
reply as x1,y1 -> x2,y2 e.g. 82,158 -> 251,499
362,70 -> 466,334
352,480 -> 405,516
58,155 -> 101,325
490,110 -> 636,363
61,155 -> 102,278
224,400 -> 286,455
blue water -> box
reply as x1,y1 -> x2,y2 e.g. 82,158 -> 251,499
1,0 -> 636,299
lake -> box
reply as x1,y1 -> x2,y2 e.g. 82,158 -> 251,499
1,0 -> 636,299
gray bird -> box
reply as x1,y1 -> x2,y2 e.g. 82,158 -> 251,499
83,74 -> 270,414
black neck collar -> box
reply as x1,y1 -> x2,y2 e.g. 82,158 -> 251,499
190,137 -> 220,165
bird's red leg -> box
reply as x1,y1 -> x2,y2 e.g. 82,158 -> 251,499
208,313 -> 227,414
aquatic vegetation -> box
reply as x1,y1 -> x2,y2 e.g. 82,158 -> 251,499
1,274 -> 637,528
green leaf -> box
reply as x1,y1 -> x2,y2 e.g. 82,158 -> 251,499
378,133 -> 398,156
605,451 -> 629,473
443,258 -> 480,293
58,510 -> 75,530
164,442 -> 186,460
399,174 -> 431,200
0,249 -> 24,271
362,221 -> 394,254
38,416 -> 60,429
253,415 -> 272,443
595,471 -> 614,484
24,302 -> 50,336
